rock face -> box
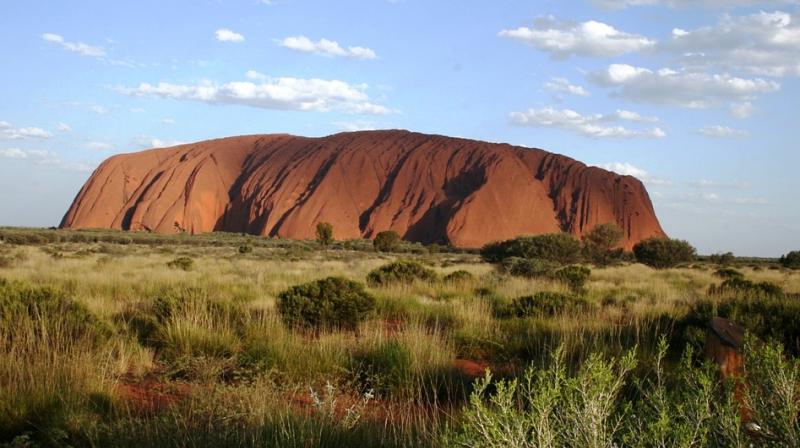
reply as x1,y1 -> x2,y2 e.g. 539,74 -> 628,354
60,130 -> 666,249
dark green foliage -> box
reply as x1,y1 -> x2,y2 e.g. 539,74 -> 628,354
373,231 -> 401,252
684,294 -> 800,356
276,277 -> 375,332
709,277 -> 784,299
709,252 -> 736,266
502,257 -> 559,278
713,267 -> 744,280
166,256 -> 194,271
366,260 -> 438,287
238,244 -> 253,254
481,233 -> 582,265
553,265 -> 591,292
352,340 -> 412,395
781,250 -> 800,269
0,279 -> 111,344
633,237 -> 697,269
582,223 -> 625,267
442,270 -> 475,283
509,292 -> 591,318
315,222 -> 334,247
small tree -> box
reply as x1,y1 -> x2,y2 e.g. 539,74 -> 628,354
583,223 -> 625,267
373,230 -> 401,252
316,222 -> 334,247
633,237 -> 696,269
780,250 -> 800,269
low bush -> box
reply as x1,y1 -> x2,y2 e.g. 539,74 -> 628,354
781,250 -> 800,269
633,237 -> 696,269
0,279 -> 112,345
509,292 -> 591,318
373,231 -> 401,252
444,342 -> 800,447
713,267 -> 744,280
481,233 -> 582,265
502,257 -> 559,279
367,260 -> 438,287
708,277 -> 784,299
166,256 -> 194,271
238,244 -> 253,254
553,265 -> 591,292
277,277 -> 375,332
442,270 -> 475,283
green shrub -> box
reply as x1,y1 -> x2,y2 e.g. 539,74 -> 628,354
633,237 -> 696,269
373,230 -> 401,252
553,265 -> 591,292
442,270 -> 475,283
582,223 -> 625,267
238,244 -> 253,254
366,260 -> 438,287
502,257 -> 559,278
714,267 -> 744,280
481,233 -> 582,265
0,279 -> 112,344
509,292 -> 591,318
276,277 -> 375,332
709,251 -> 736,266
167,256 -> 194,271
781,250 -> 800,269
709,277 -> 784,299
315,222 -> 334,247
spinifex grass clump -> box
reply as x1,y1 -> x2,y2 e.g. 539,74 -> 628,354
277,277 -> 375,332
442,270 -> 475,283
0,279 -> 112,345
367,260 -> 438,286
508,292 -> 591,318
167,256 -> 194,271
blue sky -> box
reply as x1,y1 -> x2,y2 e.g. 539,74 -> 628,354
0,0 -> 798,256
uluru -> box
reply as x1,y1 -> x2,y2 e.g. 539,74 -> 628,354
60,130 -> 666,249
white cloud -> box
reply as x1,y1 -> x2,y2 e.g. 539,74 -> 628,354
589,64 -> 780,109
133,137 -> 186,149
0,148 -> 27,159
118,74 -> 393,115
280,36 -> 377,59
698,125 -> 749,138
91,105 -> 109,115
595,161 -> 673,185
332,121 -> 382,132
730,101 -> 755,118
161,118 -> 175,125
41,33 -> 105,57
544,77 -> 590,96
499,16 -> 655,58
592,0 -> 799,9
510,107 -> 666,138
0,122 -> 52,140
215,29 -> 245,43
666,11 -> 800,77
56,122 -> 72,132
0,147 -> 94,171
87,142 -> 114,151
689,179 -> 751,188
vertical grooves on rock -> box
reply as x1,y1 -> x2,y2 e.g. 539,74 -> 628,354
61,131 -> 666,249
